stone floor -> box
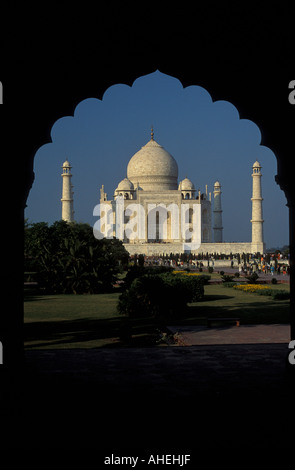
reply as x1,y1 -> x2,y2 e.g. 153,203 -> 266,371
1,343 -> 293,450
1,322 -> 295,451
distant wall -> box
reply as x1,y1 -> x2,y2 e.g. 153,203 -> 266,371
124,242 -> 265,256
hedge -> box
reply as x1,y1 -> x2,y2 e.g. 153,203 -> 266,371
117,272 -> 205,318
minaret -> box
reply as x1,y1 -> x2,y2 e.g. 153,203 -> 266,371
100,184 -> 107,202
213,181 -> 223,242
251,160 -> 264,250
61,159 -> 74,222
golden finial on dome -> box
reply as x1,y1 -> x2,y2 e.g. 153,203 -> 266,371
151,126 -> 154,141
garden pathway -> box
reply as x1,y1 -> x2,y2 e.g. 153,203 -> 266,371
168,323 -> 290,345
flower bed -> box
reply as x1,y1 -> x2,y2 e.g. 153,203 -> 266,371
172,270 -> 211,284
172,270 -> 202,276
233,284 -> 269,293
233,283 -> 290,300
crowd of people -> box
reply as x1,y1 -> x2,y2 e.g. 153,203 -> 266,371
237,260 -> 289,276
129,252 -> 290,276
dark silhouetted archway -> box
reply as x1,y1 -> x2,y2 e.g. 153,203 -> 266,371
2,3 -> 295,380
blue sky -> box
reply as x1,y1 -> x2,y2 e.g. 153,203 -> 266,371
25,71 -> 288,248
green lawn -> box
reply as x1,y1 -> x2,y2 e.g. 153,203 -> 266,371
24,282 -> 290,349
24,293 -> 164,349
24,293 -> 122,349
185,283 -> 290,326
24,293 -> 120,322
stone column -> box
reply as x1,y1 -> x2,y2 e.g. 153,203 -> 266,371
213,181 -> 223,242
251,161 -> 264,248
61,160 -> 74,222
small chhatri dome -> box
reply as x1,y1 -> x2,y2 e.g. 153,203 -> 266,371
127,129 -> 178,191
116,178 -> 134,191
62,159 -> 71,167
214,181 -> 221,187
178,177 -> 195,191
253,160 -> 261,168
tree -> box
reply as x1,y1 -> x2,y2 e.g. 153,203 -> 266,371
138,254 -> 145,267
282,245 -> 290,257
24,221 -> 129,294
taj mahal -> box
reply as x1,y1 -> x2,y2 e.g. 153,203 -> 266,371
61,128 -> 265,256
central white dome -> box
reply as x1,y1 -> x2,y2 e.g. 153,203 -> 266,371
127,137 -> 178,191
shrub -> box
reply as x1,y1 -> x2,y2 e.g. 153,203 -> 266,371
221,274 -> 235,283
118,275 -> 164,318
222,282 -> 237,288
245,272 -> 259,284
255,288 -> 276,296
256,289 -> 290,300
271,277 -> 278,284
272,290 -> 290,300
124,265 -> 173,289
208,266 -> 214,274
198,274 -> 211,285
117,272 -> 204,318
